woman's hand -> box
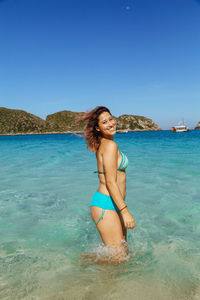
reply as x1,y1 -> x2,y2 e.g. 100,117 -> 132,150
120,208 -> 135,229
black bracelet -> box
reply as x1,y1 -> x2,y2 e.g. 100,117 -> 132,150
119,205 -> 127,212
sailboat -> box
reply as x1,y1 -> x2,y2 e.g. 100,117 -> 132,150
171,118 -> 189,132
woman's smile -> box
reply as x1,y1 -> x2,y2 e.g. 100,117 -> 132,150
97,112 -> 117,137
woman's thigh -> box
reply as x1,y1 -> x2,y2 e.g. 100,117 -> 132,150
90,206 -> 124,247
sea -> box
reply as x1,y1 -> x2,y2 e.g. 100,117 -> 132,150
0,130 -> 200,300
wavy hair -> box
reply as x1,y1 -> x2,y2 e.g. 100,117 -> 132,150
76,106 -> 111,152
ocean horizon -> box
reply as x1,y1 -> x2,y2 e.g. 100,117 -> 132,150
0,130 -> 200,299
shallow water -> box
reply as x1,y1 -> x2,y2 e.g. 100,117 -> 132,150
0,131 -> 200,299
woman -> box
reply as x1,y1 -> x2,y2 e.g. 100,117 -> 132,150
78,106 -> 135,262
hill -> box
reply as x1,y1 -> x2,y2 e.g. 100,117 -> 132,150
116,114 -> 161,131
0,107 -> 46,134
0,107 -> 162,135
46,110 -> 85,132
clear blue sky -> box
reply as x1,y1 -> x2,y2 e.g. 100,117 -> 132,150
0,0 -> 200,129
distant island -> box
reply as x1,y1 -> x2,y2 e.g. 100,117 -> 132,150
0,107 -> 162,135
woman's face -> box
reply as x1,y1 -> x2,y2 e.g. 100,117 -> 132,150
97,112 -> 116,138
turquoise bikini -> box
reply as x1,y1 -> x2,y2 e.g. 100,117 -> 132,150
91,151 -> 128,224
94,151 -> 128,174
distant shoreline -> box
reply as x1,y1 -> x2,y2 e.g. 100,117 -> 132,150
0,132 -> 84,137
0,129 -> 163,137
0,131 -> 83,136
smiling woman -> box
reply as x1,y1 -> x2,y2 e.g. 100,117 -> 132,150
76,106 -> 135,263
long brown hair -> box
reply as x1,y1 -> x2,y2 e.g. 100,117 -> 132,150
76,106 -> 111,152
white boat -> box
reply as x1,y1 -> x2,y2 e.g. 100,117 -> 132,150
171,119 -> 189,132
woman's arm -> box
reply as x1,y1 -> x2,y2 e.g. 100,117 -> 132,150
102,140 -> 135,229
102,140 -> 126,209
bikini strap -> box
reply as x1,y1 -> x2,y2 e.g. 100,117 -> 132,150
95,208 -> 106,224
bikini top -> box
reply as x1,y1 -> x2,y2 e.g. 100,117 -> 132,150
94,151 -> 128,174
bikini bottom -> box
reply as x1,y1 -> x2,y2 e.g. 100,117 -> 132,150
90,191 -> 120,224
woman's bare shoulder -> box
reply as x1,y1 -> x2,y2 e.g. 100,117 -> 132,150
100,139 -> 118,153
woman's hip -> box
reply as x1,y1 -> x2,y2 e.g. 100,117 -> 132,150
90,191 -> 120,212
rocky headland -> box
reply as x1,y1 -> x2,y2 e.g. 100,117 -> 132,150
0,107 -> 162,135
195,121 -> 200,130
116,114 -> 161,131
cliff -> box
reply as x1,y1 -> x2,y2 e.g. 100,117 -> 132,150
195,121 -> 200,130
0,107 -> 161,135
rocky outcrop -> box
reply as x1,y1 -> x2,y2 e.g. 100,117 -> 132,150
195,121 -> 200,130
116,114 -> 161,131
0,107 -> 162,135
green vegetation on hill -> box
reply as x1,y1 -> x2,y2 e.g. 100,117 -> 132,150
46,110 -> 85,132
0,107 -> 46,134
116,114 -> 161,131
0,107 -> 162,135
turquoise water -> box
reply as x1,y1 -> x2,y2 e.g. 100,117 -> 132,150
0,131 -> 200,299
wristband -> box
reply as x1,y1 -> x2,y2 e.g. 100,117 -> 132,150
119,205 -> 127,212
